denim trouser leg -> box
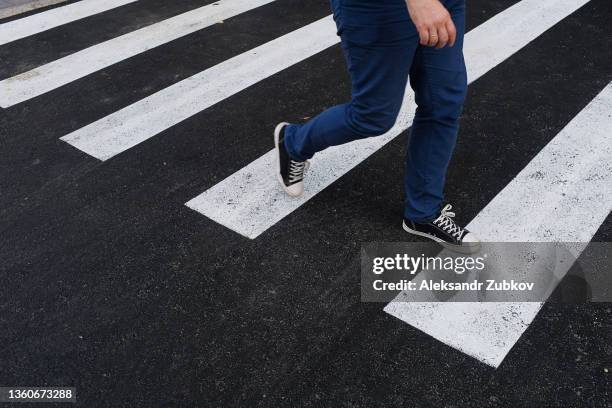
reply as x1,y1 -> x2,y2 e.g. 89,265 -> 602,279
283,0 -> 467,223
405,1 -> 467,222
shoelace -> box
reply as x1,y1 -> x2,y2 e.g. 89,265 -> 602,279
288,160 -> 306,183
433,204 -> 464,239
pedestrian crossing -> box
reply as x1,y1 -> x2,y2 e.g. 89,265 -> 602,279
0,0 -> 138,46
386,82 -> 612,367
59,15 -> 337,160
185,0 -> 591,240
1,0 -> 609,371
0,0 -> 277,107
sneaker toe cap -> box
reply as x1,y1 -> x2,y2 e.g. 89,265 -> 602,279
284,182 -> 304,197
462,231 -> 481,245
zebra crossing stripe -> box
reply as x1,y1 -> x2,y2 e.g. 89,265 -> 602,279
385,81 -> 612,368
185,0 -> 592,239
59,15 -> 338,160
0,0 -> 138,47
0,0 -> 277,108
0,0 -> 67,20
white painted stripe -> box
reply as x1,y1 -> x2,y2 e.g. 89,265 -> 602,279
0,0 -> 137,46
59,15 -> 338,160
384,82 -> 612,368
0,0 -> 67,20
186,0 -> 591,239
0,0 -> 276,107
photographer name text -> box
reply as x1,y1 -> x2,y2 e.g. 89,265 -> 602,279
373,279 -> 535,292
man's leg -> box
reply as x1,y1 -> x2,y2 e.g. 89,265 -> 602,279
282,0 -> 420,162
404,0 -> 467,222
401,0 -> 479,253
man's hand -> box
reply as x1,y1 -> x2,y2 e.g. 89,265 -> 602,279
406,0 -> 456,48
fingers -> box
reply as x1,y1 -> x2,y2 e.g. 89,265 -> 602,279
418,26 -> 429,46
427,26 -> 439,47
436,25 -> 449,49
419,13 -> 456,49
446,19 -> 457,47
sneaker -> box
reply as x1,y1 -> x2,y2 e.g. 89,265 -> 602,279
274,122 -> 309,197
402,204 -> 481,254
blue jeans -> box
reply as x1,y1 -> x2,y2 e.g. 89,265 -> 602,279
283,0 -> 467,222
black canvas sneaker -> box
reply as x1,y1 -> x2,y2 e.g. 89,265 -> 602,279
274,122 -> 309,197
403,204 -> 481,253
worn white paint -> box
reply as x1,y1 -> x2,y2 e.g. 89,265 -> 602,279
59,15 -> 338,160
0,0 -> 68,20
0,0 -> 277,107
186,0 -> 592,239
385,82 -> 612,368
0,0 -> 137,46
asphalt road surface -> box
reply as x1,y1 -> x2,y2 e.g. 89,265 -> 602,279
0,0 -> 611,406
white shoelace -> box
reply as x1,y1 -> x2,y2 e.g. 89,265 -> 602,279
433,204 -> 465,239
288,160 -> 306,183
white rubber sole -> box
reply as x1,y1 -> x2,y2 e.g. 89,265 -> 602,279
402,221 -> 481,254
